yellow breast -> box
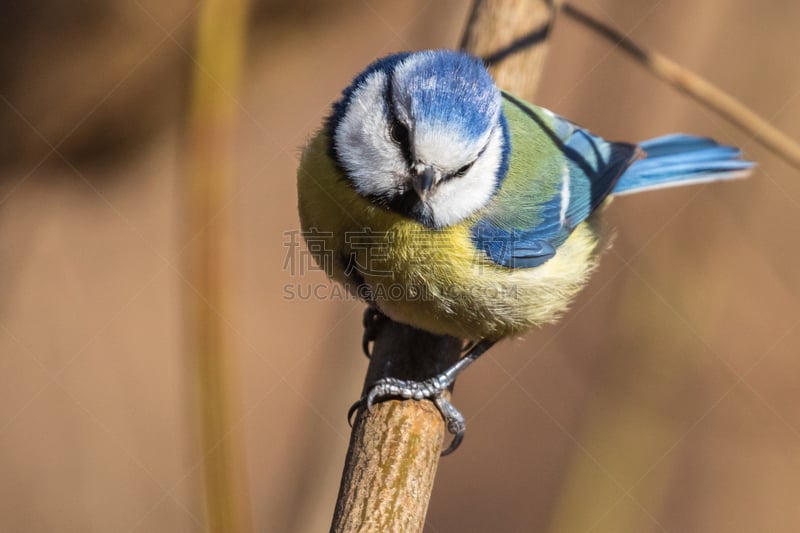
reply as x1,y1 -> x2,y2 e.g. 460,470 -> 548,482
297,131 -> 601,340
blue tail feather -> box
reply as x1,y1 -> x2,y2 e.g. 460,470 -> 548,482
612,134 -> 754,195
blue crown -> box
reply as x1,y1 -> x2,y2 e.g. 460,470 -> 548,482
392,50 -> 500,142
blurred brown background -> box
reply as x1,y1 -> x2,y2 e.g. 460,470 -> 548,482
1,0 -> 799,531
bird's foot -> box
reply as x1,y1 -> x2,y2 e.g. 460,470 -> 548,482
347,339 -> 495,455
361,306 -> 388,358
348,372 -> 466,455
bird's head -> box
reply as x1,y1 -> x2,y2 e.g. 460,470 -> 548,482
329,50 -> 508,228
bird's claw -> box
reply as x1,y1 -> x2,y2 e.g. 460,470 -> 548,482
361,306 -> 387,358
433,395 -> 465,455
347,374 -> 466,455
346,399 -> 361,427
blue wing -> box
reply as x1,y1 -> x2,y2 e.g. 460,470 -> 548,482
472,94 -> 639,268
472,96 -> 753,270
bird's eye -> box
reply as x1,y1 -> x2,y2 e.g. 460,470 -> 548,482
452,161 -> 474,178
389,119 -> 410,149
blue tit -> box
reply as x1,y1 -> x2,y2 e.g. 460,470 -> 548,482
297,49 -> 753,450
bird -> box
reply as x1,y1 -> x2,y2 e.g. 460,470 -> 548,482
296,49 -> 753,452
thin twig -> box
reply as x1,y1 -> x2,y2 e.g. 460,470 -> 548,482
562,2 -> 800,170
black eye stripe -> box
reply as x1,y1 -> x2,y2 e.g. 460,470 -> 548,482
455,161 -> 473,176
390,119 -> 410,147
384,70 -> 414,165
440,160 -> 474,183
387,117 -> 412,165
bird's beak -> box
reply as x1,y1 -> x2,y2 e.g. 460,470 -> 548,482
412,165 -> 438,201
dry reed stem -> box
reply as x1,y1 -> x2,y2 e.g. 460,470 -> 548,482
185,1 -> 252,531
563,2 -> 800,170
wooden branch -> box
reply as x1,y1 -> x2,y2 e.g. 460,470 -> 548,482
330,1 -> 556,532
331,323 -> 462,533
461,0 -> 556,100
562,2 -> 800,170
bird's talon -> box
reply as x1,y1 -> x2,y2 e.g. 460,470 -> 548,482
361,307 -> 387,358
361,338 -> 370,359
347,399 -> 363,427
442,431 -> 464,456
433,393 -> 466,455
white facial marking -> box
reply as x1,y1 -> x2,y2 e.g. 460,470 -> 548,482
334,71 -> 407,200
423,125 -> 505,228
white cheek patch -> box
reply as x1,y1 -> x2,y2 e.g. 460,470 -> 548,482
426,125 -> 505,227
334,72 -> 408,198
